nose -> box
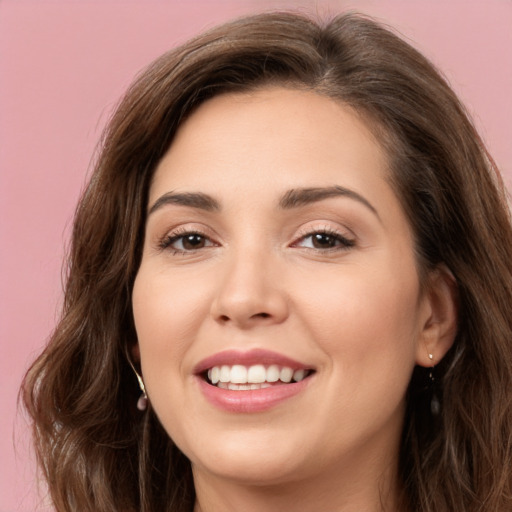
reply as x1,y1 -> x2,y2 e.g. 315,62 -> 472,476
210,248 -> 289,329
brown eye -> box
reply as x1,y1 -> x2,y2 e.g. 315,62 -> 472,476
161,232 -> 215,252
181,234 -> 206,250
311,233 -> 338,249
295,231 -> 355,251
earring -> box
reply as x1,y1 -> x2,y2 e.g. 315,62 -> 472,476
428,353 -> 440,416
128,359 -> 148,411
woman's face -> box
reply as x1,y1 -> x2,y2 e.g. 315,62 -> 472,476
132,88 -> 436,487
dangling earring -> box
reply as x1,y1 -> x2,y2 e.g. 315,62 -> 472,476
428,353 -> 440,416
128,359 -> 148,411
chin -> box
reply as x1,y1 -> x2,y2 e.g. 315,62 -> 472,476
184,429 -> 310,486
192,455 -> 303,488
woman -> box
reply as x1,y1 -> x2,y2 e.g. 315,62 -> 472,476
22,11 -> 512,512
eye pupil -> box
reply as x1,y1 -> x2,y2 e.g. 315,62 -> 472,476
183,234 -> 205,250
312,233 -> 336,248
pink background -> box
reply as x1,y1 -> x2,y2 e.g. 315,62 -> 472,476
1,1 -> 511,510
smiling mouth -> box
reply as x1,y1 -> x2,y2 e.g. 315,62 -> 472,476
204,364 -> 314,390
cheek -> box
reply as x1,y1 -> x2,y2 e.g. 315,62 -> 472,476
131,268 -> 210,443
295,262 -> 422,376
131,268 -> 210,381
133,267 -> 206,337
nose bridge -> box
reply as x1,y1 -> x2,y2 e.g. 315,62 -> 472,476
211,238 -> 288,327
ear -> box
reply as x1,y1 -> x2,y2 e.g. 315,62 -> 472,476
415,264 -> 458,367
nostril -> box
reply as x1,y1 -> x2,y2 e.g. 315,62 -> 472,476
217,312 -> 271,324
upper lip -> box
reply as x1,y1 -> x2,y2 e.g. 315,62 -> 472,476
193,348 -> 312,375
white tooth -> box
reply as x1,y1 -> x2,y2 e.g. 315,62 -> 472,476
207,369 -> 212,381
266,365 -> 280,382
280,366 -> 294,383
228,383 -> 239,390
253,383 -> 273,389
211,366 -> 220,384
247,364 -> 266,383
293,369 -> 306,382
230,365 -> 248,384
238,384 -> 251,390
217,382 -> 228,389
219,365 -> 231,383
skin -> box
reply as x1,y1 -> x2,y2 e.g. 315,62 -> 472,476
132,88 -> 456,512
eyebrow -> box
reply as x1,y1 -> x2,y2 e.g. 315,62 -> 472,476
148,185 -> 379,219
148,192 -> 220,215
279,186 -> 379,218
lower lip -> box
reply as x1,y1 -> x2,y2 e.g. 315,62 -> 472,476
197,376 -> 312,413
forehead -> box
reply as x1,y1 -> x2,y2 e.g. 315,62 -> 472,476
150,87 -> 391,205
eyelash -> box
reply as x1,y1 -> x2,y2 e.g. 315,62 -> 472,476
292,227 -> 355,252
157,226 -> 355,255
158,227 -> 216,255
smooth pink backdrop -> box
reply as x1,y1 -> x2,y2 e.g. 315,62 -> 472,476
1,1 -> 511,510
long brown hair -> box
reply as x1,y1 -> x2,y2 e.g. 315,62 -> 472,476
22,11 -> 512,512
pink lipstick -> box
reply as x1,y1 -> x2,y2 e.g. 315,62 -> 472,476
194,349 -> 315,413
